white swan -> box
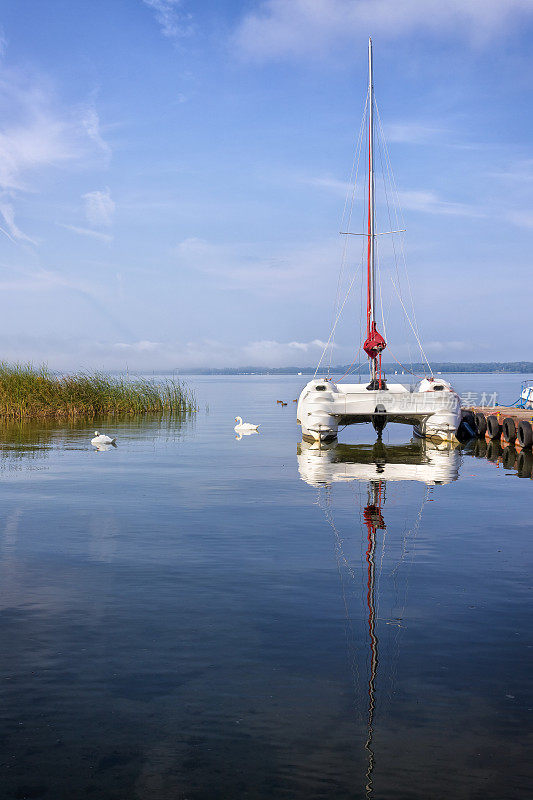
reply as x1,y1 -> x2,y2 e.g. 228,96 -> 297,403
234,416 -> 260,433
91,431 -> 116,446
93,442 -> 114,452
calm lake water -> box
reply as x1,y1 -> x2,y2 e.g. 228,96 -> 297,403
0,373 -> 531,800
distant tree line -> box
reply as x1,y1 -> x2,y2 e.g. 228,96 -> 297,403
174,362 -> 533,375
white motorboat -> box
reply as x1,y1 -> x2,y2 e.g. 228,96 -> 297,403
520,381 -> 533,409
297,39 -> 462,444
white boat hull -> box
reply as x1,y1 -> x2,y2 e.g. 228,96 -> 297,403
297,378 -> 462,443
520,383 -> 533,409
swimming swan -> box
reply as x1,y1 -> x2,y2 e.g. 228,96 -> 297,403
91,431 -> 116,445
234,416 -> 260,433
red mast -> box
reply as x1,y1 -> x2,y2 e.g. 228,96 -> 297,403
363,38 -> 387,389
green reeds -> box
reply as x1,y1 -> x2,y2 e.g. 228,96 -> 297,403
0,363 -> 197,418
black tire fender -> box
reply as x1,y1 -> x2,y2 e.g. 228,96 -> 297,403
518,420 -> 533,449
502,417 -> 516,444
474,412 -> 487,437
486,415 -> 502,440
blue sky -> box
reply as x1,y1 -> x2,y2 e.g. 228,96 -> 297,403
0,0 -> 532,370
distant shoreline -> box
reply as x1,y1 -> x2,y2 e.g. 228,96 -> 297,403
163,363 -> 533,376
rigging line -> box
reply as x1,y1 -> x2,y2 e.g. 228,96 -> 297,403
389,275 -> 434,377
375,119 -> 414,374
374,103 -> 416,316
376,238 -> 388,346
327,91 -> 369,375
386,347 -> 424,378
375,106 -> 419,378
314,265 -> 360,378
340,90 -> 369,231
374,106 -> 407,304
336,346 -> 365,381
375,102 -> 428,367
357,155 -> 368,382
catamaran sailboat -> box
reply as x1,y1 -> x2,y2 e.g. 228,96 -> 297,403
297,39 -> 463,444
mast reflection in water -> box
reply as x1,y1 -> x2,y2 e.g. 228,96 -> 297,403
298,438 -> 460,796
363,480 -> 385,796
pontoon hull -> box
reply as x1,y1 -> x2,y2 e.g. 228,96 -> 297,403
297,379 -> 462,443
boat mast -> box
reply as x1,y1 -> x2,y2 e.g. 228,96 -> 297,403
367,37 -> 375,357
363,37 -> 387,390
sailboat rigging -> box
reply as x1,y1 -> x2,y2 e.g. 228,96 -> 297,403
363,39 -> 387,391
297,39 -> 464,444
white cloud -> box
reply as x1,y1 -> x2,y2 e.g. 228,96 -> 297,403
83,188 -> 115,228
175,236 -> 346,298
507,210 -> 533,230
397,189 -> 483,218
82,106 -> 111,160
288,339 -> 329,352
0,264 -> 102,297
58,223 -> 113,243
489,159 -> 533,183
0,66 -> 112,247
143,0 -> 192,41
110,336 -> 330,368
424,340 -> 469,354
0,333 -> 336,370
234,0 -> 533,60
384,122 -> 448,145
115,339 -> 160,353
305,175 -> 351,195
0,202 -> 35,244
0,112 -> 77,193
305,175 -> 482,218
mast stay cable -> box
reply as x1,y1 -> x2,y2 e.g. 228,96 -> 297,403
315,91 -> 368,379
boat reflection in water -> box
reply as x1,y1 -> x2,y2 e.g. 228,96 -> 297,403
297,437 -> 461,487
297,438 -> 461,796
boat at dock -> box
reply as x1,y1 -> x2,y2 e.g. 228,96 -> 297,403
520,381 -> 533,409
297,39 -> 462,444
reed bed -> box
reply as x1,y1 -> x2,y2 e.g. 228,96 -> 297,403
0,363 -> 197,418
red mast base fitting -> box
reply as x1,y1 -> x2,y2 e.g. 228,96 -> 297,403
363,322 -> 387,360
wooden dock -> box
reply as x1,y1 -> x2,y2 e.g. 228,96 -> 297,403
465,406 -> 533,449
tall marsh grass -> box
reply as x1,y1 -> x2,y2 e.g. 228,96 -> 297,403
0,363 -> 197,418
